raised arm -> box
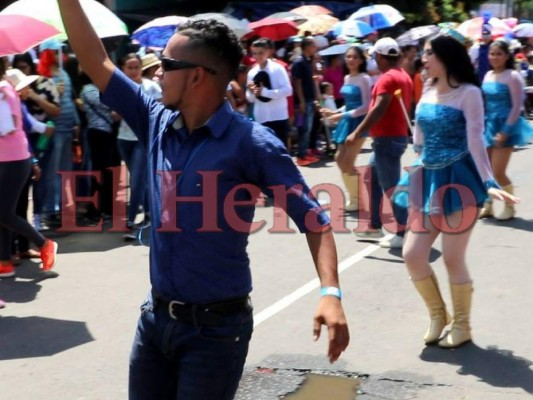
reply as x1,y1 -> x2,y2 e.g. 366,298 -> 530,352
57,0 -> 116,92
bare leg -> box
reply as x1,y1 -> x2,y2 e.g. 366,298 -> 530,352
402,214 -> 440,280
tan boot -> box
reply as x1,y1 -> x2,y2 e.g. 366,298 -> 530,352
412,274 -> 452,344
495,184 -> 515,220
478,201 -> 493,219
341,173 -> 358,211
439,282 -> 473,348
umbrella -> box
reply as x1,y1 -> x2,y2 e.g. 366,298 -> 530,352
0,0 -> 128,41
513,23 -> 533,38
502,17 -> 518,29
396,25 -> 440,45
0,15 -> 59,57
248,18 -> 299,41
266,11 -> 308,26
349,4 -> 405,30
330,19 -> 375,38
298,14 -> 339,36
290,5 -> 333,17
456,17 -> 512,40
189,13 -> 251,38
318,43 -> 352,57
132,16 -> 189,49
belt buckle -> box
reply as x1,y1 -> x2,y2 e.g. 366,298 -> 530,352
168,300 -> 185,320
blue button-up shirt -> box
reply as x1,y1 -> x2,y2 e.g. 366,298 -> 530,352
101,70 -> 329,303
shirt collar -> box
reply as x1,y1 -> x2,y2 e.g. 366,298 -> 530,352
170,100 -> 234,139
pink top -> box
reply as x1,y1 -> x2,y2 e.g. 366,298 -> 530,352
0,81 -> 30,162
323,66 -> 344,100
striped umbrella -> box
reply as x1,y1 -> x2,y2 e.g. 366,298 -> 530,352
330,19 -> 375,38
349,4 -> 404,30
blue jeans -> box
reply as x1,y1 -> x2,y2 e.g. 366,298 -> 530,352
297,101 -> 316,158
118,139 -> 148,224
369,136 -> 408,233
129,292 -> 253,400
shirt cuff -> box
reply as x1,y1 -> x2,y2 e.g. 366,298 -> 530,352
484,179 -> 501,190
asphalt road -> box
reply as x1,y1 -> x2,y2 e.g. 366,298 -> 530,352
1,138 -> 532,399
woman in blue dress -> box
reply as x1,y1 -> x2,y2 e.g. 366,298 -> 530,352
320,46 -> 372,211
395,35 -> 518,348
479,39 -> 533,220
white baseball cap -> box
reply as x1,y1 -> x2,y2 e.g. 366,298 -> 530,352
371,37 -> 400,57
5,68 -> 39,91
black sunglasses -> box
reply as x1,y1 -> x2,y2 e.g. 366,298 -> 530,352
160,57 -> 217,75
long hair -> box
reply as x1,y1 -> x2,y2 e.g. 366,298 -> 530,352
428,34 -> 480,88
489,39 -> 515,70
12,53 -> 37,75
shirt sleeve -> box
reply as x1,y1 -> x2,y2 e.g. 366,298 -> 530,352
463,86 -> 498,188
245,69 -> 257,103
261,65 -> 293,99
244,124 -> 330,232
290,59 -> 304,81
101,69 -> 163,146
503,71 -> 525,132
26,111 -> 47,134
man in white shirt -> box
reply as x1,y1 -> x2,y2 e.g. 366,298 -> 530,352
246,38 -> 293,146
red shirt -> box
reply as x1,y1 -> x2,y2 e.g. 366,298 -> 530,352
369,67 -> 413,137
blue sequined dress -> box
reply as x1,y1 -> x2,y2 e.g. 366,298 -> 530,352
483,81 -> 533,147
332,84 -> 366,143
394,98 -> 490,216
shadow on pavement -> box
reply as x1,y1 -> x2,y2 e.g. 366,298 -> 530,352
0,316 -> 94,360
420,343 -> 533,394
0,268 -> 58,303
482,217 -> 533,233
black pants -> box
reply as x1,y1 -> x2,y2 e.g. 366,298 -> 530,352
0,159 -> 45,261
88,128 -> 120,216
262,119 -> 290,148
12,175 -> 32,254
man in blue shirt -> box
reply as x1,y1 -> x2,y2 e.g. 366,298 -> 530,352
59,2 -> 349,399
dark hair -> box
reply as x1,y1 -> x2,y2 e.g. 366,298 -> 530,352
489,40 -> 515,70
12,52 -> 37,75
301,36 -> 315,51
178,19 -> 244,82
0,56 -> 6,77
319,81 -> 332,94
427,34 -> 480,88
118,53 -> 142,69
347,45 -> 367,73
401,44 -> 417,52
252,37 -> 273,50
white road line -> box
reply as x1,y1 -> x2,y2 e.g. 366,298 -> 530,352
253,237 -> 392,327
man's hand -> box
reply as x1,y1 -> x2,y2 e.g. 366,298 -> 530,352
313,296 -> 350,363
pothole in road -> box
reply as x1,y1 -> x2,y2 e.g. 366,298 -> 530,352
282,372 -> 360,399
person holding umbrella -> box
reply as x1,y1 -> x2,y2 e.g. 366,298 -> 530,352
0,58 -> 58,279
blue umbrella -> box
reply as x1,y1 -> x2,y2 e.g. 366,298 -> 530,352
330,19 -> 375,38
132,16 -> 188,49
318,43 -> 352,57
349,4 -> 405,30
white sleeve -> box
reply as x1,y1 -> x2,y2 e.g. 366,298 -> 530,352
27,112 -> 47,134
348,75 -> 371,118
504,71 -> 525,130
463,86 -> 496,185
245,70 -> 256,103
260,66 -> 293,99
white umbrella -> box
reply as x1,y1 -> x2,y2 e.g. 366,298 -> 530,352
513,23 -> 533,38
396,25 -> 440,45
189,13 -> 251,38
0,0 -> 128,40
349,4 -> 405,30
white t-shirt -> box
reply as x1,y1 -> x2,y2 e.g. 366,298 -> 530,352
118,78 -> 162,141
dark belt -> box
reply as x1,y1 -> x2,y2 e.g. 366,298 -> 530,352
152,291 -> 252,327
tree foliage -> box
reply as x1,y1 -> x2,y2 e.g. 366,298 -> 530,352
371,0 -> 485,25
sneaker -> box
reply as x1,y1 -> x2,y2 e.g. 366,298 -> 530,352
40,239 -> 58,271
33,214 -> 50,232
123,229 -> 138,242
309,149 -> 323,157
296,157 -> 313,166
379,235 -> 404,249
0,264 -> 16,278
355,229 -> 384,239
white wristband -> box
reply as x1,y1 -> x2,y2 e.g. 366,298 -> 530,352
320,286 -> 342,300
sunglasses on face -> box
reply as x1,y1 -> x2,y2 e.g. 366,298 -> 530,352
160,57 -> 217,75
